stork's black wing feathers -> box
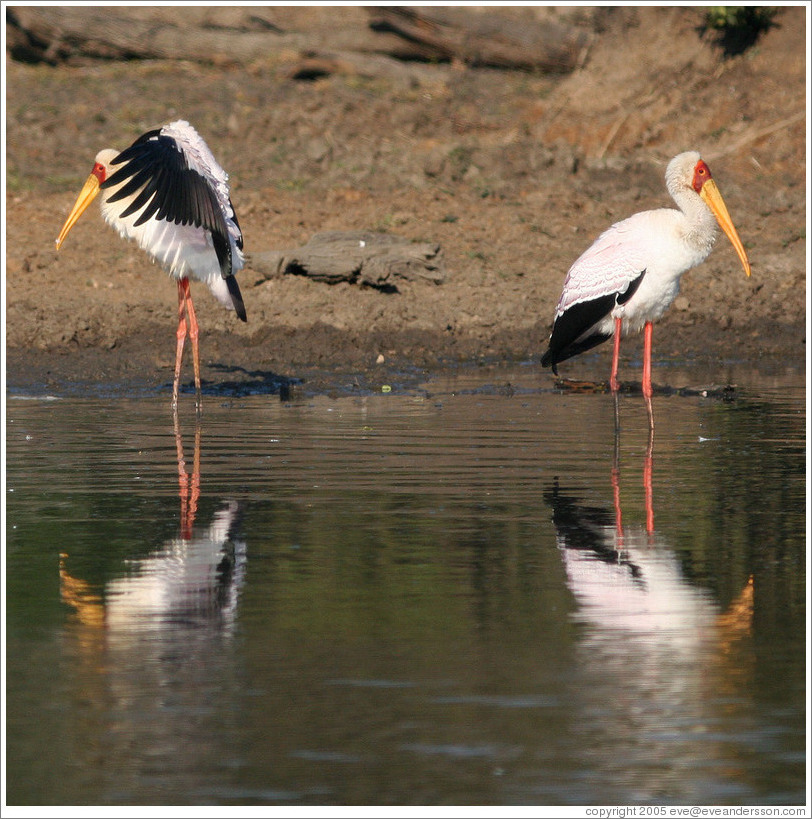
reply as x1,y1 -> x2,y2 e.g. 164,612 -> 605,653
119,172 -> 161,221
133,164 -> 171,227
230,201 -> 244,251
541,270 -> 646,374
616,270 -> 644,305
100,130 -> 239,278
211,231 -> 233,290
541,294 -> 616,374
156,160 -> 178,222
106,164 -> 156,207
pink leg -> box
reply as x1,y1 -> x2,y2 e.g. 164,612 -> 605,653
173,279 -> 188,409
181,279 -> 203,409
642,320 -> 653,398
609,317 -> 622,392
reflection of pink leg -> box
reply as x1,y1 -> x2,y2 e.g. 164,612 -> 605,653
644,429 -> 654,535
173,279 -> 188,408
610,317 -> 622,392
642,320 -> 653,398
174,410 -> 191,539
611,461 -> 624,545
644,393 -> 654,432
174,412 -> 201,540
611,390 -> 624,544
189,423 -> 201,530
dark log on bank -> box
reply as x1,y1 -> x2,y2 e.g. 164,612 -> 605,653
4,6 -> 450,86
247,232 -> 445,290
366,6 -> 593,72
6,6 -> 295,65
7,5 -> 592,74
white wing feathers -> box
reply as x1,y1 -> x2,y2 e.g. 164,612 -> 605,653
554,218 -> 648,318
161,120 -> 240,241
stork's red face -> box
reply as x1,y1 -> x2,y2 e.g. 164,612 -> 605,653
55,161 -> 108,250
693,159 -> 751,277
89,161 -> 107,183
691,159 -> 713,194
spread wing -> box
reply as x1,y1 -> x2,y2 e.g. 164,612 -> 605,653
101,129 -> 237,278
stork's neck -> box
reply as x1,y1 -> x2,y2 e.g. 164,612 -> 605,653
672,185 -> 718,259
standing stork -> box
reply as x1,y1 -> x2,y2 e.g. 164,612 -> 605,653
55,120 -> 247,408
541,152 -> 751,398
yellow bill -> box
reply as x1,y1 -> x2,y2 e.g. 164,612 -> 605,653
55,173 -> 101,250
699,178 -> 751,277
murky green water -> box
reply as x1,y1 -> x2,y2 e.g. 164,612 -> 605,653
5,363 -> 806,806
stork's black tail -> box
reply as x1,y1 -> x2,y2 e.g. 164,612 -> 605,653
226,275 -> 247,322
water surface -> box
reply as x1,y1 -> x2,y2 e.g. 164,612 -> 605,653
5,363 -> 806,805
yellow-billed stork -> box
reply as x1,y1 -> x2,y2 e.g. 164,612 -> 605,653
541,151 -> 751,397
55,120 -> 246,408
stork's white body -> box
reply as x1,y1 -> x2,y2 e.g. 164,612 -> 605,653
98,192 -> 239,310
556,203 -> 718,338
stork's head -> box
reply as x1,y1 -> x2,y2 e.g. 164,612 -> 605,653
667,151 -> 751,278
55,149 -> 118,250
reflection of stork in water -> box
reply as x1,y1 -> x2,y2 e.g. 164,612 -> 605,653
544,438 -> 755,802
546,478 -> 751,640
545,432 -> 752,641
57,418 -> 246,795
60,418 -> 245,632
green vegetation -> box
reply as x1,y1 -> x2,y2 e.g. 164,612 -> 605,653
704,6 -> 777,31
703,7 -> 778,56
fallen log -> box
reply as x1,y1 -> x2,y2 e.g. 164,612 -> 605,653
366,6 -> 593,72
6,6 -> 295,65
247,231 -> 445,290
8,6 -> 591,75
6,5 -> 429,71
